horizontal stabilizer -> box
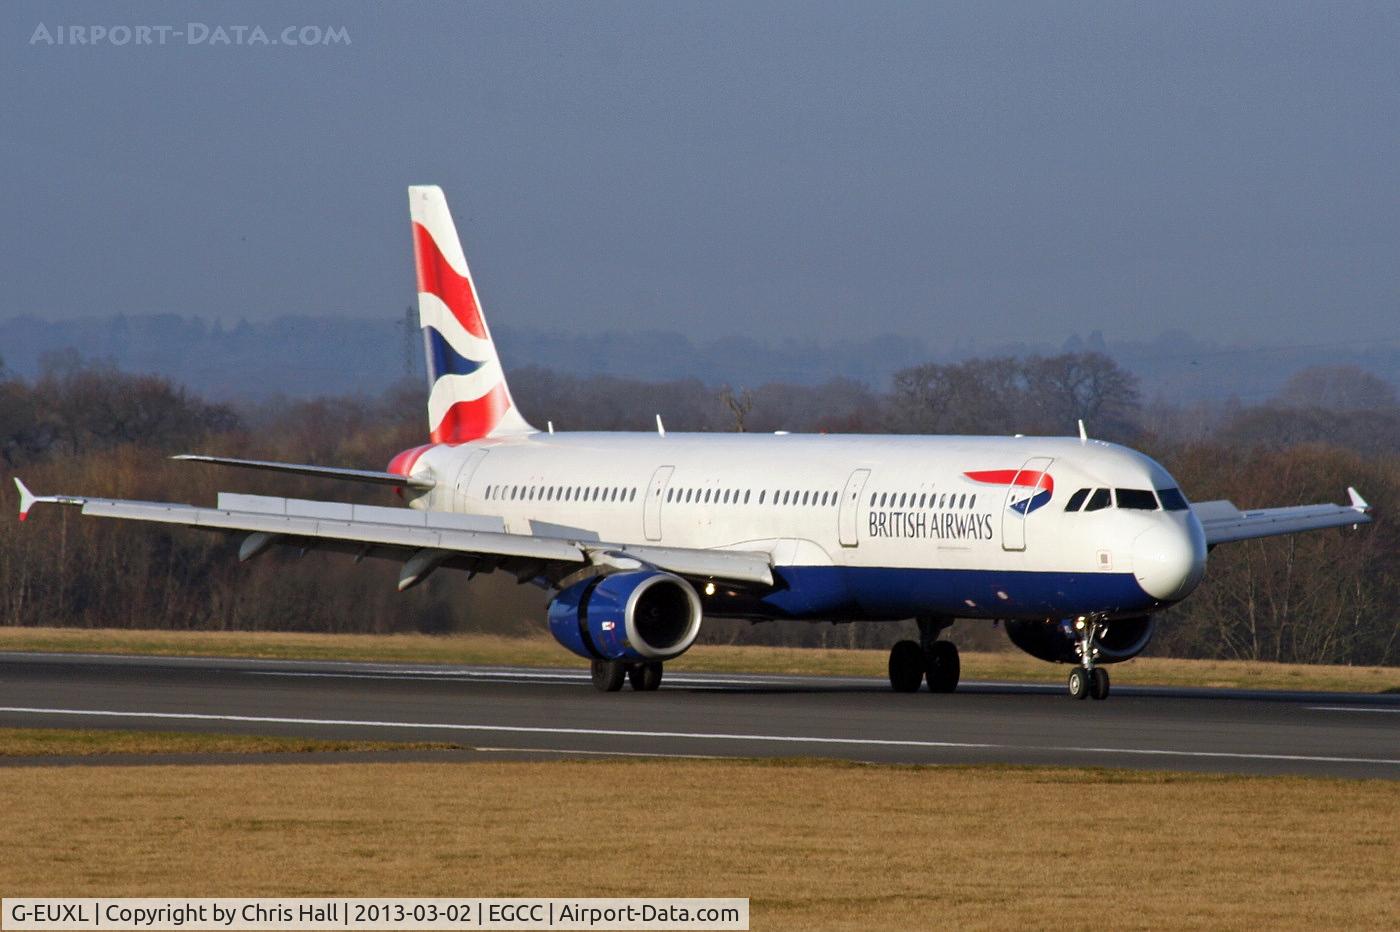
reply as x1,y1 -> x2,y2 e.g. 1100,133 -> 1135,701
173,455 -> 434,490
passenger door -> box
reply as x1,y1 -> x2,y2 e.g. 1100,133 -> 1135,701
1000,456 -> 1053,552
643,465 -> 675,542
451,448 -> 490,512
838,468 -> 871,547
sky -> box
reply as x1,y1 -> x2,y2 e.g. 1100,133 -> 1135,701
3,1 -> 1399,349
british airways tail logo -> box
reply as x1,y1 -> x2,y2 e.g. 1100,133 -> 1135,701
412,220 -> 512,443
963,469 -> 1054,515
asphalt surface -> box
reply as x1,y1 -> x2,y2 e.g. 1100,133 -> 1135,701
1,652 -> 1397,779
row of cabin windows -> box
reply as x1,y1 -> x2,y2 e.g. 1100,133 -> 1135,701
483,484 -> 638,504
665,487 -> 839,507
481,483 -> 985,511
871,491 -> 977,510
1063,487 -> 1190,513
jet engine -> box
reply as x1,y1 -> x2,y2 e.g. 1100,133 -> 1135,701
1005,616 -> 1156,664
548,570 -> 703,662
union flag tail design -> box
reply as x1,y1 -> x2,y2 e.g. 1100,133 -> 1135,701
409,185 -> 534,443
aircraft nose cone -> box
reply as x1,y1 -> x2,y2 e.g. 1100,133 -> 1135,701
1133,522 -> 1206,602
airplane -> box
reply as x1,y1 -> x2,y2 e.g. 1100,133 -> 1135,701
14,186 -> 1375,700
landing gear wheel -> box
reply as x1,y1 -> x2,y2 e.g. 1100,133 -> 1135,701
1089,667 -> 1110,701
628,661 -> 663,691
591,659 -> 626,692
924,641 -> 960,693
1067,667 -> 1091,700
888,640 -> 925,693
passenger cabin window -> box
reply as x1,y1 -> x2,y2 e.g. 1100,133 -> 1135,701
1084,488 -> 1111,512
1157,488 -> 1189,511
1065,488 -> 1090,512
1116,488 -> 1159,511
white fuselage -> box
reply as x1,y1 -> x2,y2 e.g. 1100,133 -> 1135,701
396,432 -> 1208,623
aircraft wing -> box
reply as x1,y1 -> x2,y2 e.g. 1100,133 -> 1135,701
12,480 -> 774,590
1192,488 -> 1373,546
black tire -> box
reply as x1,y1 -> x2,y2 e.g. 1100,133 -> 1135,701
591,659 -> 626,692
888,640 -> 925,693
1090,667 -> 1110,701
925,641 -> 961,693
628,661 -> 663,691
1067,667 -> 1091,700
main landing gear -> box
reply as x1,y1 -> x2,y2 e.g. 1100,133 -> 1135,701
1067,616 -> 1111,701
888,617 -> 960,693
591,659 -> 663,692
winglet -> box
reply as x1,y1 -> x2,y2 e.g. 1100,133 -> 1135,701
15,478 -> 35,521
1347,487 -> 1371,514
13,478 -> 86,520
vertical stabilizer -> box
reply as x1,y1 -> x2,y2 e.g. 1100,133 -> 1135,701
409,185 -> 535,443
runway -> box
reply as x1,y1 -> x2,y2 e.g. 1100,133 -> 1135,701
1,652 -> 1397,778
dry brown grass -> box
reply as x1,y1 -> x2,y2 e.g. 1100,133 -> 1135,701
2,626 -> 1396,693
0,758 -> 1395,930
0,728 -> 461,757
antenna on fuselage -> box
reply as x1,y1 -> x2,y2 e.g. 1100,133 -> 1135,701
547,421 -> 555,434
1077,419 -> 1089,442
656,415 -> 666,438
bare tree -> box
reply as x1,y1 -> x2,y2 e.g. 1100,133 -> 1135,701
1277,365 -> 1398,412
720,386 -> 754,432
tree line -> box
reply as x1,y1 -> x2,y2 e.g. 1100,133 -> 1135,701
1,352 -> 1395,666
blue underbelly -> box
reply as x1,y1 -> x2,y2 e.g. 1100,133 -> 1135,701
739,566 -> 1158,620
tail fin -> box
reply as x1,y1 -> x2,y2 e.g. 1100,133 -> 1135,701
409,185 -> 535,443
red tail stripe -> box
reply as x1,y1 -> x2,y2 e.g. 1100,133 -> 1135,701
430,384 -> 511,444
412,222 -> 488,340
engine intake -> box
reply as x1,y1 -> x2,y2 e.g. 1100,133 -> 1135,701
1005,616 -> 1155,664
548,570 -> 703,662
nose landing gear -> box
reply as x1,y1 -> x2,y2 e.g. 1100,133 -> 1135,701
1067,616 -> 1111,700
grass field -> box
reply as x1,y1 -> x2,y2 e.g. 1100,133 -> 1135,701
0,728 -> 461,757
1,757 -> 1395,930
2,625 -> 1397,693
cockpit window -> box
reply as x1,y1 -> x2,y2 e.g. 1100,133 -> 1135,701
1157,488 -> 1189,511
1084,488 -> 1111,512
1064,488 -> 1090,512
1116,488 -> 1159,510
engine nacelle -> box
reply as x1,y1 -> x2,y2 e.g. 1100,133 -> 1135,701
548,570 -> 703,662
1005,616 -> 1156,665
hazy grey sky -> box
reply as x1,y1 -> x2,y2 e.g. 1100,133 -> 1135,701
3,1 -> 1398,348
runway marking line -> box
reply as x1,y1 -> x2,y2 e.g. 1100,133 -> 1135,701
239,670 -> 1057,692
1,706 -> 1397,767
1307,706 -> 1400,714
